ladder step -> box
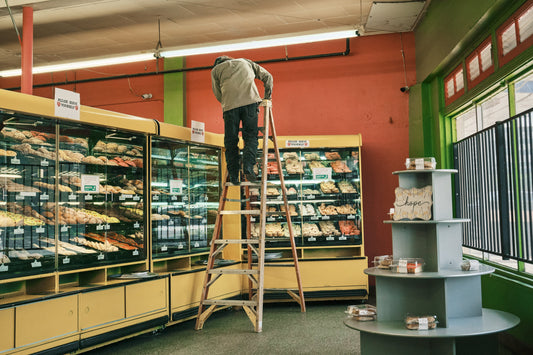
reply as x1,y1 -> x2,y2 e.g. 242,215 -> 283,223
213,239 -> 260,245
262,263 -> 297,267
203,299 -> 257,307
220,210 -> 279,216
208,269 -> 259,275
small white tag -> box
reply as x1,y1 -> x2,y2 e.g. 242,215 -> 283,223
85,194 -> 93,201
326,236 -> 334,241
194,242 -> 200,248
68,194 -> 77,200
97,253 -> 104,260
178,244 -> 184,249
306,194 -> 315,199
415,158 -> 424,170
133,195 -> 141,201
36,226 -> 45,234
267,217 -> 275,222
311,216 -> 319,220
133,249 -> 139,256
0,264 -> 8,272
40,193 -> 49,200
11,158 -> 20,164
339,236 -> 347,241
322,216 -> 330,220
31,260 -> 42,268
418,317 -> 429,330
398,259 -> 408,273
153,195 -> 159,201
104,224 -> 111,230
61,225 -> 69,233
161,245 -> 168,251
134,222 -> 140,229
347,215 -> 355,219
14,227 -> 24,235
63,257 -> 70,264
308,237 -> 316,242
96,224 -> 104,231
41,159 -> 49,167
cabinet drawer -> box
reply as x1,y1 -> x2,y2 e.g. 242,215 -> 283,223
125,278 -> 167,318
15,295 -> 78,347
80,287 -> 125,330
0,307 -> 14,352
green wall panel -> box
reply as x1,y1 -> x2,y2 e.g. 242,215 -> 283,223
164,57 -> 185,126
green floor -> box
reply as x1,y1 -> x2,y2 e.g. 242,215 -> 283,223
86,301 -> 362,354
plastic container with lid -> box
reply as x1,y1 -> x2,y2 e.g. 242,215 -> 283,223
405,314 -> 438,330
390,258 -> 425,273
346,304 -> 377,321
372,255 -> 393,269
405,157 -> 436,170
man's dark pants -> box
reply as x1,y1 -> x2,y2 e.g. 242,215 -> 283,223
223,102 -> 259,180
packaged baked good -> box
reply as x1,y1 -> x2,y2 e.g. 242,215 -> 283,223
373,255 -> 393,269
346,304 -> 377,321
405,315 -> 437,330
391,258 -> 424,273
405,157 -> 436,170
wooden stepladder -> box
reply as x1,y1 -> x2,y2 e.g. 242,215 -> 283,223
195,99 -> 306,333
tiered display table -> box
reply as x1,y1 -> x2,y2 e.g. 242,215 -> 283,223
344,169 -> 519,354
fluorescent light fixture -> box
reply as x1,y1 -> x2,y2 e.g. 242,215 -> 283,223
160,28 -> 359,58
0,53 -> 154,77
0,28 -> 358,77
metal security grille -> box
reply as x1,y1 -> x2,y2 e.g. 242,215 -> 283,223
454,108 -> 533,263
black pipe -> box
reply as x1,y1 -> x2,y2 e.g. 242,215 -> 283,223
4,38 -> 351,91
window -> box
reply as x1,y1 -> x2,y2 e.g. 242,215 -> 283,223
466,37 -> 494,88
497,0 -> 533,66
515,70 -> 533,114
455,107 -> 478,140
480,89 -> 510,128
444,65 -> 465,105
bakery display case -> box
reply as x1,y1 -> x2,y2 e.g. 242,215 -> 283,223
0,111 -> 147,277
151,137 -> 220,258
244,135 -> 368,300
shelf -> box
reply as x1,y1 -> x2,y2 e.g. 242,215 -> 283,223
384,219 -> 469,224
364,265 -> 494,279
344,308 -> 519,338
393,169 -> 458,175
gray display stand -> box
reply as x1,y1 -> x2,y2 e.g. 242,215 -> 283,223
345,169 -> 519,355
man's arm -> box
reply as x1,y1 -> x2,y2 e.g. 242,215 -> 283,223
211,70 -> 222,103
248,60 -> 273,100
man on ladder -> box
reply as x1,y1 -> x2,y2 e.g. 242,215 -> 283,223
211,55 -> 273,184
195,56 -> 305,333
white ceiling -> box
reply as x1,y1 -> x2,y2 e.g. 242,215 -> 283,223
0,0 -> 429,71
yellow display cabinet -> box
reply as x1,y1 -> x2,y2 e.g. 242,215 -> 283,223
243,134 -> 368,301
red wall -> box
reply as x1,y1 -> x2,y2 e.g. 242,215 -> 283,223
0,32 -> 415,273
186,33 -> 416,268
1,61 -> 165,121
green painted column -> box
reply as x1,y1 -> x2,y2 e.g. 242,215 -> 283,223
164,57 -> 185,126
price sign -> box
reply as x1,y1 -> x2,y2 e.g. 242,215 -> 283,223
326,236 -> 335,241
40,159 -> 49,167
134,222 -> 140,229
193,242 -> 200,248
11,157 -> 20,164
97,253 -> 104,260
36,226 -> 45,234
96,224 -> 104,231
0,264 -> 8,272
415,158 -> 425,170
133,249 -> 139,256
31,260 -> 42,268
14,227 -> 24,235
133,195 -> 141,201
84,194 -> 93,201
169,179 -> 183,194
40,193 -> 49,201
312,167 -> 332,180
267,217 -> 276,222
322,216 -> 330,220
61,225 -> 69,233
81,174 -> 100,193
161,245 -> 168,252
153,194 -> 159,201
63,257 -> 70,264
339,236 -> 347,241
68,193 -> 77,201
178,244 -> 184,249
398,259 -> 408,273
347,214 -> 355,219
307,237 -> 316,242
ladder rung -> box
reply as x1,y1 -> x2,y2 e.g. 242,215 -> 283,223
203,299 -> 257,307
208,269 -> 259,275
213,239 -> 260,244
220,210 -> 260,215
262,263 -> 296,267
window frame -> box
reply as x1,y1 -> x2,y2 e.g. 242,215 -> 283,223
444,64 -> 465,105
497,0 -> 533,66
466,36 -> 495,89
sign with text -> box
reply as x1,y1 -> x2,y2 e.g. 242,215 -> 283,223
169,179 -> 183,194
54,88 -> 80,120
393,185 -> 433,221
312,167 -> 332,180
81,174 -> 100,193
191,120 -> 205,143
285,140 -> 309,148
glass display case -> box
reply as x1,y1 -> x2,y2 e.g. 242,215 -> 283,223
0,110 -> 147,279
151,138 -> 221,259
248,147 -> 362,249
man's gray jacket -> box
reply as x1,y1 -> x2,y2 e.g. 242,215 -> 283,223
211,58 -> 273,112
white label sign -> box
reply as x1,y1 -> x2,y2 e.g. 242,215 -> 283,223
81,174 -> 100,193
191,120 -> 205,143
54,88 -> 80,120
285,140 -> 310,148
312,167 -> 332,180
169,179 -> 183,194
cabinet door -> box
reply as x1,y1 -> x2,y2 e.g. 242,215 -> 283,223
125,278 -> 167,318
0,307 -> 14,352
80,287 -> 125,330
171,271 -> 203,310
15,295 -> 78,347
